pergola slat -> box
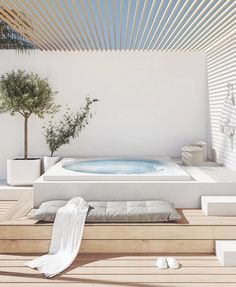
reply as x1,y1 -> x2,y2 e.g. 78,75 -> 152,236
104,0 -> 112,50
124,0 -> 132,49
112,0 -> 117,50
119,0 -> 124,50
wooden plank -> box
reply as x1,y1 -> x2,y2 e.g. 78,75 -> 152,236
0,225 -> 52,239
80,240 -> 214,254
1,225 -> 236,240
0,253 -> 217,260
0,191 -> 32,222
2,265 -> 236,275
0,239 -> 215,253
0,274 -> 236,283
0,259 -> 222,267
0,201 -> 17,204
0,284 -> 235,287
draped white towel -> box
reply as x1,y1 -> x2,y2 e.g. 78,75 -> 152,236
25,197 -> 89,278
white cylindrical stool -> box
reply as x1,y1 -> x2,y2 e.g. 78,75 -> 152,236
190,141 -> 207,161
181,145 -> 204,166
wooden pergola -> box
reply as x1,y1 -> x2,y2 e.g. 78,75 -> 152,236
0,0 -> 235,51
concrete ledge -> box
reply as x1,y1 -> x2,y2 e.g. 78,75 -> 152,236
216,241 -> 236,266
0,181 -> 33,200
202,196 -> 236,216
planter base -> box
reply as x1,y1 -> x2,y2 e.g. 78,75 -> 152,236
43,156 -> 60,172
7,158 -> 41,186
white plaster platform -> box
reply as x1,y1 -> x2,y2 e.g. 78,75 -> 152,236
0,181 -> 33,200
202,196 -> 236,216
33,160 -> 236,208
216,241 -> 236,266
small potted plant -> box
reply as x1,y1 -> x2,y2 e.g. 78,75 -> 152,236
42,97 -> 98,171
0,70 -> 59,185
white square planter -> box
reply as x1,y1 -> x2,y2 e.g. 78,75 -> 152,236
7,158 -> 41,186
43,156 -> 60,172
201,196 -> 236,216
216,241 -> 236,266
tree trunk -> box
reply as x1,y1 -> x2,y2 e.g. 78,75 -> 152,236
24,116 -> 28,160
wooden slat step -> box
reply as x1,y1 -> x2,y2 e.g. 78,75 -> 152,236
1,274 -> 236,283
2,265 -> 236,275
0,253 -> 217,260
0,239 -> 215,254
0,259 -> 222,267
1,284 -> 236,287
1,225 -> 236,239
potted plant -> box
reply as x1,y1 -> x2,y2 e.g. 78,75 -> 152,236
0,70 -> 59,185
42,97 -> 98,171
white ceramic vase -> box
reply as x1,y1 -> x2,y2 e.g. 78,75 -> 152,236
7,158 -> 41,186
43,156 -> 60,172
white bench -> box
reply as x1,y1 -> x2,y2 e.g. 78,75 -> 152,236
201,196 -> 236,216
216,241 -> 236,266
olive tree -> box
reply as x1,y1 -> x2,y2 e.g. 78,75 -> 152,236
0,70 -> 59,159
43,98 -> 98,156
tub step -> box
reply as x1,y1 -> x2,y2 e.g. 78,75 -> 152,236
201,196 -> 236,216
216,241 -> 236,266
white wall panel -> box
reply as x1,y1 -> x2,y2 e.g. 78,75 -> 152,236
207,32 -> 236,169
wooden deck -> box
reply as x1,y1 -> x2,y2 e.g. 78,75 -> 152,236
0,253 -> 236,286
0,200 -> 16,216
1,193 -> 236,285
1,193 -> 236,254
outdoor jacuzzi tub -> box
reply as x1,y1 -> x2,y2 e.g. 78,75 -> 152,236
43,158 -> 192,181
34,158 -> 236,208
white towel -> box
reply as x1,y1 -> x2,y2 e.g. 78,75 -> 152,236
25,197 -> 89,278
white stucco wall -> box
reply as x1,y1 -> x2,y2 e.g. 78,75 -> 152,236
0,51 -> 209,180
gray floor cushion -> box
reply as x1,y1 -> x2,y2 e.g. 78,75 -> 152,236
88,201 -> 181,222
31,200 -> 67,222
32,200 -> 181,223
